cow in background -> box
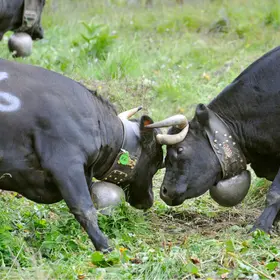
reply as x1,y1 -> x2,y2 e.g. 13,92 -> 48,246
0,0 -> 45,41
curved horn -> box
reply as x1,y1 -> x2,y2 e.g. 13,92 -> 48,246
118,106 -> 143,120
156,123 -> 189,145
145,114 -> 189,145
145,114 -> 187,129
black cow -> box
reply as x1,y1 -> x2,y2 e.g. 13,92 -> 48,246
147,46 -> 280,234
0,0 -> 45,40
0,58 -> 163,252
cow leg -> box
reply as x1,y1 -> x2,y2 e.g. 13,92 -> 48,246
250,168 -> 280,233
56,163 -> 110,251
39,150 -> 110,252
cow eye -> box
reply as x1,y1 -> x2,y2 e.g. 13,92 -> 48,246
177,147 -> 184,154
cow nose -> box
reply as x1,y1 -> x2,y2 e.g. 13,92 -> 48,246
161,186 -> 175,199
160,186 -> 173,204
134,200 -> 153,210
160,185 -> 186,205
162,186 -> 168,196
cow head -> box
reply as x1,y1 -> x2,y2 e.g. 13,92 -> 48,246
99,107 -> 164,210
126,115 -> 164,209
146,104 -> 222,206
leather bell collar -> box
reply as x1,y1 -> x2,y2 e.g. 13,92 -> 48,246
16,0 -> 42,32
97,118 -> 142,185
204,106 -> 247,179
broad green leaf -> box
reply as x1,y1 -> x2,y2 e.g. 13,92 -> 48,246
185,262 -> 199,274
265,261 -> 278,271
225,239 -> 235,253
91,251 -> 105,264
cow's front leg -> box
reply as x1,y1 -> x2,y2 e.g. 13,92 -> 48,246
42,156 -> 110,252
250,168 -> 280,233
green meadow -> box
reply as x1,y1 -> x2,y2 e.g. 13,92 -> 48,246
1,0 -> 280,279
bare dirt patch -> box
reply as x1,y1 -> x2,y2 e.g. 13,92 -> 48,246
149,207 -> 263,243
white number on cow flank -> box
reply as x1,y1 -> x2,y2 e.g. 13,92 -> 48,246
0,91 -> 21,112
0,72 -> 8,81
0,71 -> 21,112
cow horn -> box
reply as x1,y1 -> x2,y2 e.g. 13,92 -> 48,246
118,106 -> 143,119
145,114 -> 187,129
156,124 -> 189,145
145,114 -> 189,145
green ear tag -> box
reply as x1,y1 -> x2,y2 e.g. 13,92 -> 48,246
119,152 -> 130,165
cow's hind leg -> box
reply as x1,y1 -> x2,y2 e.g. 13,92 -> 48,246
250,168 -> 280,234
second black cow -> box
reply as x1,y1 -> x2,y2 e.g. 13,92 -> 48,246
0,58 -> 163,252
147,46 -> 280,234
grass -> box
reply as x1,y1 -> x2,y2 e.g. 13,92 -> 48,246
1,0 -> 280,279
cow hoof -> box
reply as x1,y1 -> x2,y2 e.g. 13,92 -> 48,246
248,225 -> 257,233
248,224 -> 271,235
100,246 -> 113,254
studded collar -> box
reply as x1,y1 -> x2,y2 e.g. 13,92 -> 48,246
204,106 -> 247,179
96,118 -> 142,185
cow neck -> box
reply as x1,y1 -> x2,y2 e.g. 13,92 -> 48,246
204,106 -> 247,179
95,118 -> 142,185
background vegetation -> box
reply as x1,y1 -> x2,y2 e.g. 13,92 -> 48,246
1,0 -> 280,279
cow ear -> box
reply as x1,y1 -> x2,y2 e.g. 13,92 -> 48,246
195,103 -> 209,127
140,115 -> 155,143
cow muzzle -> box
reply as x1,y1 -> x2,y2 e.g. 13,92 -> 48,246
127,183 -> 154,210
129,194 -> 154,210
160,185 -> 186,206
